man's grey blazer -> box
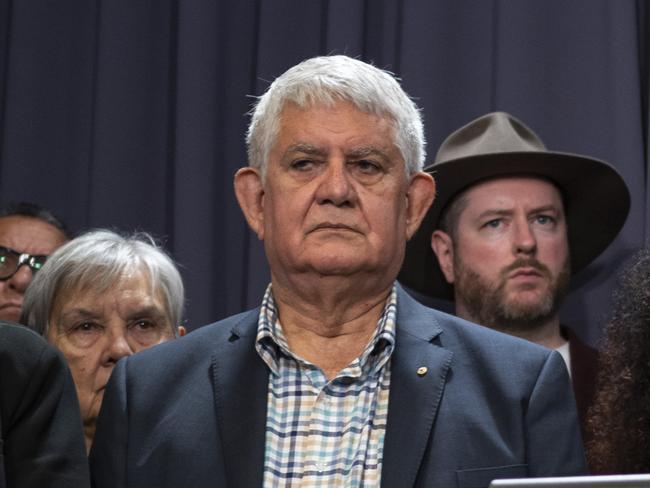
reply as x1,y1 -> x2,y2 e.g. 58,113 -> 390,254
89,286 -> 586,488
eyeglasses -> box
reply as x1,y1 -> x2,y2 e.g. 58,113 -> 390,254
0,246 -> 48,280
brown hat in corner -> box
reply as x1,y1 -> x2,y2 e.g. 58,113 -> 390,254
399,111 -> 630,300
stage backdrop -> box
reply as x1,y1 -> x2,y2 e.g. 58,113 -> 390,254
0,0 -> 647,345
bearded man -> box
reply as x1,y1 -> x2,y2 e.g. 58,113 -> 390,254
400,111 -> 630,433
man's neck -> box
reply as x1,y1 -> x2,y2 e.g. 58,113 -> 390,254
84,421 -> 94,454
456,306 -> 566,350
504,319 -> 567,349
270,276 -> 393,379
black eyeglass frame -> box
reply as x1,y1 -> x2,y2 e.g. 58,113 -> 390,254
0,246 -> 48,280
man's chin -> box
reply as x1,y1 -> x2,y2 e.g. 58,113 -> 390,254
0,306 -> 22,323
309,262 -> 364,277
499,293 -> 556,324
504,284 -> 549,302
302,250 -> 373,276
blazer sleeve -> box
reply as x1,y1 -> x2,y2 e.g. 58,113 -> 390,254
89,357 -> 129,488
0,325 -> 90,488
525,350 -> 587,476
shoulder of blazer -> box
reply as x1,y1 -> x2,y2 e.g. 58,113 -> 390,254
395,284 -> 552,367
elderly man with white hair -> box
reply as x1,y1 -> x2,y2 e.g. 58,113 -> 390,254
89,55 -> 585,488
21,229 -> 186,452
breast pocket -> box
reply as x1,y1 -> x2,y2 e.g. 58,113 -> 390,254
456,464 -> 528,488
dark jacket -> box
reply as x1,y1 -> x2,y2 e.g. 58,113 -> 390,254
90,287 -> 586,488
0,322 -> 89,488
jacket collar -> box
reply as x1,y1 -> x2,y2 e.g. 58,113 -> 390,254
210,285 -> 453,488
381,286 -> 452,487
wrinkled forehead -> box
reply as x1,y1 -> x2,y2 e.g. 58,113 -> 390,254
274,100 -> 400,157
53,266 -> 162,311
459,174 -> 566,211
0,215 -> 67,254
282,92 -> 397,117
278,99 -> 397,131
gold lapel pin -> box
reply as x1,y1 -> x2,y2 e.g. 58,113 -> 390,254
416,366 -> 428,377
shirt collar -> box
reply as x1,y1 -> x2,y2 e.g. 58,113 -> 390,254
255,284 -> 397,377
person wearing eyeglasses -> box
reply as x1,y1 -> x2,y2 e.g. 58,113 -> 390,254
0,202 -> 69,323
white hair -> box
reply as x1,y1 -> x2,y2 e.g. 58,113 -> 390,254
20,229 -> 185,336
246,55 -> 426,178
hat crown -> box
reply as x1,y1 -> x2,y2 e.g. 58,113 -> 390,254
434,112 -> 547,165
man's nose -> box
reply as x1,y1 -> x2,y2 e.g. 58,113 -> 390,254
315,161 -> 356,206
512,219 -> 537,255
7,265 -> 34,293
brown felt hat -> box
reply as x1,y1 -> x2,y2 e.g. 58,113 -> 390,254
399,111 -> 630,299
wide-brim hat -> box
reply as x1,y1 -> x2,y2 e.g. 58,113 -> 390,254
399,111 -> 630,300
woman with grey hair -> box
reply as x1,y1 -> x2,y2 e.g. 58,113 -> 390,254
20,229 -> 186,452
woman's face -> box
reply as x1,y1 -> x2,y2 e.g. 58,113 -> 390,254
46,272 -> 176,449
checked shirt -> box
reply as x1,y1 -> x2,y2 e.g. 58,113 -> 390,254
255,285 -> 397,487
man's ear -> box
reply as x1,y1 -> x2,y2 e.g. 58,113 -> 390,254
234,167 -> 265,240
405,172 -> 436,240
431,230 -> 455,284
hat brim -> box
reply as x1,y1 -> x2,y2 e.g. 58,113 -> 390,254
399,151 -> 631,299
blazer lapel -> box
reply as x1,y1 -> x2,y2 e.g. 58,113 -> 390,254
211,310 -> 269,487
381,288 -> 453,488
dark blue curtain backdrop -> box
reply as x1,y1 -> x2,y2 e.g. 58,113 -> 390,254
0,1 -> 647,345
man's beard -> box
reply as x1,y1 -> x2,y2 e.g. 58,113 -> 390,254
453,256 -> 571,333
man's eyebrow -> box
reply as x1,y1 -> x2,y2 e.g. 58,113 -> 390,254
528,204 -> 562,215
475,208 -> 513,221
283,144 -> 392,160
476,204 -> 561,221
346,146 -> 390,160
284,143 -> 326,156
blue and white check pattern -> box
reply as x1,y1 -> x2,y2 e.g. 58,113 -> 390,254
256,284 -> 397,488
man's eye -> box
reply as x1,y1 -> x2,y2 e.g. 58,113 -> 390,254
354,160 -> 381,174
290,159 -> 315,171
535,215 -> 555,225
484,219 -> 502,229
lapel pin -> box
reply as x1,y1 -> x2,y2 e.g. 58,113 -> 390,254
416,366 -> 428,377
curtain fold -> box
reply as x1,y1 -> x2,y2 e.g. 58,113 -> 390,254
0,0 -> 646,341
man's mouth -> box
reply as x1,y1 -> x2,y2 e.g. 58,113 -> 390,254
509,267 -> 543,279
0,301 -> 21,310
310,222 -> 358,233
